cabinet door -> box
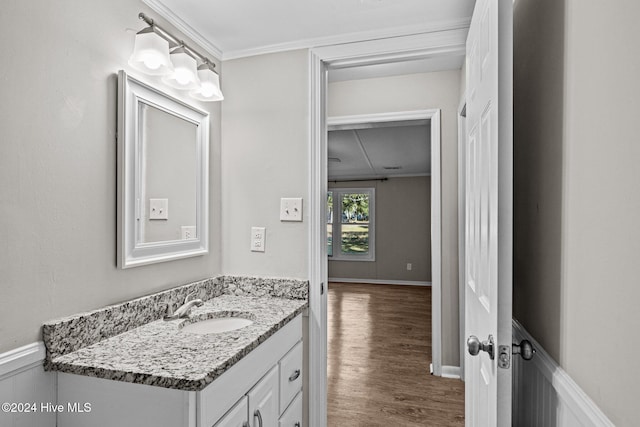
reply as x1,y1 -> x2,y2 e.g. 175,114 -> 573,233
248,366 -> 279,427
214,396 -> 248,427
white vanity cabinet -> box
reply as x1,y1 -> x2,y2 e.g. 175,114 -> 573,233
57,315 -> 303,427
214,342 -> 304,427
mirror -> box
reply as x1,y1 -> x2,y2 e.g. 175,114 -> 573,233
117,71 -> 209,268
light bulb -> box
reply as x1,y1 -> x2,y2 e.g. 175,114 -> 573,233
189,65 -> 224,101
162,48 -> 199,90
144,55 -> 161,70
175,70 -> 190,85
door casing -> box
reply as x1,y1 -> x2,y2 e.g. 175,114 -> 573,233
308,29 -> 468,427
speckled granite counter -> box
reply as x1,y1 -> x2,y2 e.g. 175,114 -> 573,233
43,276 -> 308,391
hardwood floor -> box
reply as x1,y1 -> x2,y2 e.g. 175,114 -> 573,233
327,282 -> 464,427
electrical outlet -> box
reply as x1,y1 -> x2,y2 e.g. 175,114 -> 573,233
407,263 -> 412,271
251,227 -> 266,252
181,226 -> 196,240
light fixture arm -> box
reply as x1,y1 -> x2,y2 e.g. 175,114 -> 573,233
137,12 -> 217,71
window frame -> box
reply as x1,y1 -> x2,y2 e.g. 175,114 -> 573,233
328,187 -> 375,262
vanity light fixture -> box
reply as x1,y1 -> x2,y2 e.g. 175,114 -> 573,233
162,46 -> 200,90
128,26 -> 173,75
190,62 -> 224,101
129,13 -> 224,102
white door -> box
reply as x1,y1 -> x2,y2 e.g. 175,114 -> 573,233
464,0 -> 513,426
248,366 -> 279,427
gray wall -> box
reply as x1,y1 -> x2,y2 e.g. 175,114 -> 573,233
329,177 -> 431,282
221,50 -> 309,278
329,71 -> 461,366
514,0 -> 640,424
0,0 -> 222,354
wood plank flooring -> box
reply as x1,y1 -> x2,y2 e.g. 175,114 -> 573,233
327,282 -> 464,427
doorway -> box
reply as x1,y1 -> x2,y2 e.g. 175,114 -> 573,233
308,31 -> 468,426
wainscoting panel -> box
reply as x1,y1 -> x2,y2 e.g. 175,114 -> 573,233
0,342 -> 56,427
512,320 -> 614,427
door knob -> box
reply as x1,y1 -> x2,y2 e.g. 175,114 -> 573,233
467,334 -> 495,360
512,339 -> 536,360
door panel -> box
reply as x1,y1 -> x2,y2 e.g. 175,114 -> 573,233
464,0 -> 513,426
248,366 -> 279,427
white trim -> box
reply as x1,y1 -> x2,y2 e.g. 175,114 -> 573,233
141,0 -> 223,60
329,278 -> 431,287
224,19 -> 470,60
430,109 -> 442,377
512,320 -> 615,427
327,110 -> 440,127
441,365 -> 461,379
0,342 -> 46,380
308,49 -> 328,427
311,30 -> 467,70
457,97 -> 467,381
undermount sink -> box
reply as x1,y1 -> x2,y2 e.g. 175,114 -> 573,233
181,317 -> 253,334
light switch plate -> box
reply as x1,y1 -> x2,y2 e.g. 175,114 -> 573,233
149,199 -> 168,220
280,198 -> 303,222
251,227 -> 266,252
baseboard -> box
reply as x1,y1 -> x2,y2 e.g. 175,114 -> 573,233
441,365 -> 461,379
512,320 -> 614,427
329,278 -> 431,287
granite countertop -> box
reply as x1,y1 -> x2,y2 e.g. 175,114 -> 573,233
43,276 -> 308,392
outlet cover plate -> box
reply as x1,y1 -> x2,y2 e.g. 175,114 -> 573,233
251,227 -> 266,252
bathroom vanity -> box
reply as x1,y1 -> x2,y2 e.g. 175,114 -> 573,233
43,276 -> 308,427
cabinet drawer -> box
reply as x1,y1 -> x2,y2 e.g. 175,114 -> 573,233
279,340 -> 303,414
278,392 -> 302,427
213,396 -> 248,427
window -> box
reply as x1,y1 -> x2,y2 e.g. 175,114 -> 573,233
327,188 -> 375,261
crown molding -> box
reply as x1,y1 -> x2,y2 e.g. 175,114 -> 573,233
222,18 -> 471,60
140,2 -> 469,62
142,0 -> 223,60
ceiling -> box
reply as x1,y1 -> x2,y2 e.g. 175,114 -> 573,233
143,0 -> 475,60
328,121 -> 430,181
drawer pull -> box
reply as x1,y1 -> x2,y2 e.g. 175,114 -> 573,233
254,409 -> 263,427
289,369 -> 301,382
294,423 -> 301,427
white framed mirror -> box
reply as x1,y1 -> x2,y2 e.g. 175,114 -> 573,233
117,71 -> 209,268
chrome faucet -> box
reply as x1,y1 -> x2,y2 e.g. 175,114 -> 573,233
162,291 -> 204,320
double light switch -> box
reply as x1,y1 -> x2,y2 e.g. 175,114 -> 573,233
280,198 -> 303,222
